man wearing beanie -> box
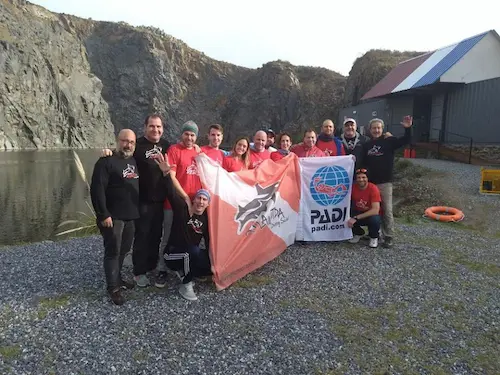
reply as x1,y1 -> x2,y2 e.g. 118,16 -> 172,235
156,120 -> 203,288
155,153 -> 211,301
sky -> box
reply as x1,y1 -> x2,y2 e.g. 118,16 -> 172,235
31,0 -> 499,76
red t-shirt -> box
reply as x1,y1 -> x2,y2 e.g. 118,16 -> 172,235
223,156 -> 246,172
316,139 -> 346,156
291,144 -> 326,158
351,182 -> 381,213
249,149 -> 271,169
270,151 -> 285,161
201,145 -> 224,166
164,144 -> 201,209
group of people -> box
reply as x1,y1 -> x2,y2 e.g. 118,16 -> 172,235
90,114 -> 413,305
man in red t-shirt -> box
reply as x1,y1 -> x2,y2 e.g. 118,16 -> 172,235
249,130 -> 271,169
347,168 -> 381,248
156,120 -> 202,287
201,124 -> 225,166
291,129 -> 327,158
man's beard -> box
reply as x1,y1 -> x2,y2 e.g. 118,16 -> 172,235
118,149 -> 134,158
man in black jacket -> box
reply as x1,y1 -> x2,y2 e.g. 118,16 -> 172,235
91,129 -> 140,305
340,118 -> 370,170
131,114 -> 172,288
362,116 -> 413,248
155,153 -> 211,301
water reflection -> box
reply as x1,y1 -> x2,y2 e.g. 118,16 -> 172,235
0,150 -> 102,245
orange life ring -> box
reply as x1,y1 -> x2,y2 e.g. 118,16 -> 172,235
424,206 -> 464,222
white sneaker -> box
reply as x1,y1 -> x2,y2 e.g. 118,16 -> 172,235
133,274 -> 150,287
179,282 -> 198,301
349,235 -> 361,244
369,238 -> 378,248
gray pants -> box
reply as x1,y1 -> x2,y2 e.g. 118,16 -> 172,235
376,182 -> 394,238
157,209 -> 173,272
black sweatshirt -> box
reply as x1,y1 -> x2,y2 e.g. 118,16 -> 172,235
362,128 -> 411,184
134,137 -> 171,203
341,132 -> 370,170
164,174 -> 209,251
90,154 -> 140,221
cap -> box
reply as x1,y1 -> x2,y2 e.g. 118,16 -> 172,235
343,118 -> 356,126
195,188 -> 210,202
266,129 -> 276,136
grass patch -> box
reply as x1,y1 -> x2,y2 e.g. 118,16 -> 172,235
37,294 -> 70,319
232,274 -> 274,288
0,344 -> 21,360
132,349 -> 148,362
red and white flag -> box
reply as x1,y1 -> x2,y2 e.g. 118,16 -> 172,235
196,153 -> 301,290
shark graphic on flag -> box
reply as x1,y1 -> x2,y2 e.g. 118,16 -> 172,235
234,182 -> 279,234
196,153 -> 301,290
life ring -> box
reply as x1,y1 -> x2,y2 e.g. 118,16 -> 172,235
424,206 -> 464,222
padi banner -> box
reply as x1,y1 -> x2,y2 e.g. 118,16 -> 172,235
196,153 -> 301,290
295,156 -> 355,242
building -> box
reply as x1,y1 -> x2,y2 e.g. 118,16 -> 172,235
339,30 -> 500,144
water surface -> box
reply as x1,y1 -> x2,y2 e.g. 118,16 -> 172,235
0,150 -> 102,245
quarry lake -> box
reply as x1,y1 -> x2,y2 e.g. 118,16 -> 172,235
0,150 -> 103,246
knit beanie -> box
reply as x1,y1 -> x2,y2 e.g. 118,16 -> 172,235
182,120 -> 199,136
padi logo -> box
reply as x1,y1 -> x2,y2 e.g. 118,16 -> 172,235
234,182 -> 284,235
309,166 -> 350,206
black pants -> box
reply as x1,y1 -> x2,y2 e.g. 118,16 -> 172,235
132,201 -> 164,276
98,219 -> 135,291
165,245 -> 212,284
351,210 -> 381,239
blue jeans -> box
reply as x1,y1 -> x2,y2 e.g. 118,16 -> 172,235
352,212 -> 381,239
164,245 -> 211,284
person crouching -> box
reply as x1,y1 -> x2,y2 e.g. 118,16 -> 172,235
155,153 -> 211,300
347,168 -> 382,248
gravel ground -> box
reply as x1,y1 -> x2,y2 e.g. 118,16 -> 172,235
1,221 -> 499,374
406,158 -> 500,231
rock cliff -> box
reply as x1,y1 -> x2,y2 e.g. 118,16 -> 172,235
0,0 -> 115,149
343,49 -> 424,107
0,0 -> 423,149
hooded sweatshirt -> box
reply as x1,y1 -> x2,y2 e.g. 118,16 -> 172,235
341,132 -> 370,169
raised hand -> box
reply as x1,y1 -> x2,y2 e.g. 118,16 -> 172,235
154,153 -> 171,175
401,115 -> 413,128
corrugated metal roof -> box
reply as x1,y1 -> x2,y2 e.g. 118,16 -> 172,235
361,53 -> 432,100
361,30 -> 491,101
412,32 -> 487,88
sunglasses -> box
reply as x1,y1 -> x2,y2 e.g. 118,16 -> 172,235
356,168 -> 367,174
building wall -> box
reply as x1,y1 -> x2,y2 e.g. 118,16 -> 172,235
338,99 -> 389,135
445,77 -> 500,143
386,96 -> 414,137
430,93 -> 445,141
441,32 -> 500,84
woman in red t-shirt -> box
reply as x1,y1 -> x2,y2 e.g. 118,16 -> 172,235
270,132 -> 293,161
222,137 -> 250,172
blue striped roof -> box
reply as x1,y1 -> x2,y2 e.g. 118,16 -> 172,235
412,32 -> 488,88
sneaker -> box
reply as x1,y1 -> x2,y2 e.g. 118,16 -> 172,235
167,268 -> 184,281
179,282 -> 198,301
154,272 -> 168,288
109,288 -> 125,305
349,235 -> 361,244
133,274 -> 150,287
120,279 -> 135,290
369,238 -> 378,248
383,236 -> 394,248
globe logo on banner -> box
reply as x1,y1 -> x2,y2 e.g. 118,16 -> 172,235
309,166 -> 350,206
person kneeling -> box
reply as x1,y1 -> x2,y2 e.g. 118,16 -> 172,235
155,154 -> 211,301
347,168 -> 381,248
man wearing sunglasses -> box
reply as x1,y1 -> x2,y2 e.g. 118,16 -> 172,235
347,168 -> 381,248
